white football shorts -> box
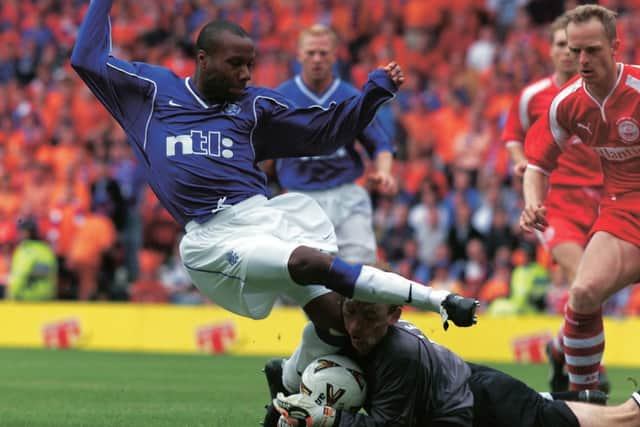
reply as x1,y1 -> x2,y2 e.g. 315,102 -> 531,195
298,183 -> 376,264
179,193 -> 337,319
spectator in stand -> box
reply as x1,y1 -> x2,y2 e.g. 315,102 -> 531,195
460,238 -> 491,300
443,168 -> 482,220
478,254 -> 512,306
7,217 -> 57,301
90,159 -> 127,232
411,207 -> 448,269
158,241 -> 205,305
471,176 -> 503,236
380,201 -> 415,263
489,243 -> 549,315
452,101 -> 493,174
391,238 -> 430,284
446,197 -> 482,262
66,211 -> 117,300
129,249 -> 170,304
110,136 -> 146,283
409,180 -> 449,233
430,259 -> 464,296
466,25 -> 498,73
484,206 -> 519,259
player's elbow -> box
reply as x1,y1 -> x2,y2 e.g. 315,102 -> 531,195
69,48 -> 86,70
69,43 -> 98,72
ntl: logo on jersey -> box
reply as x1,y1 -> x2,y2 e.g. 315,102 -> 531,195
166,131 -> 235,158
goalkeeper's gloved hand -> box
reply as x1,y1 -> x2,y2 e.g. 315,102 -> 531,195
273,392 -> 337,427
277,415 -> 294,427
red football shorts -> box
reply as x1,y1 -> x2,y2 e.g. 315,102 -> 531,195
540,186 -> 601,250
590,190 -> 640,248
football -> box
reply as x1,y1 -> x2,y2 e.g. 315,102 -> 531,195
299,354 -> 367,412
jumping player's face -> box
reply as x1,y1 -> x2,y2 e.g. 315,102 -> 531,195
566,18 -> 619,89
550,28 -> 576,76
198,31 -> 255,103
298,34 -> 336,85
342,300 -> 400,356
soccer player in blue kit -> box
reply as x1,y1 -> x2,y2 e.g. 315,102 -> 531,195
274,23 -> 397,265
269,23 -> 398,394
71,0 -> 477,390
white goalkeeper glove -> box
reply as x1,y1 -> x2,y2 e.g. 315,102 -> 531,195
273,392 -> 337,427
277,415 -> 293,427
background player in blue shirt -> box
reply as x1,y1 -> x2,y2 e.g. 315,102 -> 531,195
274,24 -> 396,264
71,0 -> 477,392
269,23 -> 399,393
272,299 -> 637,427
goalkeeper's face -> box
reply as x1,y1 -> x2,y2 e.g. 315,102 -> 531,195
342,300 -> 401,356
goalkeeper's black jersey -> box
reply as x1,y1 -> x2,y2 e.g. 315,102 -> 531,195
339,320 -> 474,427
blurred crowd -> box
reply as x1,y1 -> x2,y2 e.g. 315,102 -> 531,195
2,0 -> 640,315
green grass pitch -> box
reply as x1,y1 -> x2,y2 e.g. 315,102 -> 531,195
0,348 -> 638,426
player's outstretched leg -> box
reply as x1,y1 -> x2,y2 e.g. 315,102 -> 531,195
563,307 -> 604,391
546,336 -> 611,394
288,247 -> 479,329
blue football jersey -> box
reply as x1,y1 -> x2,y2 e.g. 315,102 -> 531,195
275,76 -> 394,190
71,0 -> 397,226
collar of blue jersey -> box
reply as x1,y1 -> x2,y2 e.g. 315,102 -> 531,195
185,77 -> 221,109
294,74 -> 341,105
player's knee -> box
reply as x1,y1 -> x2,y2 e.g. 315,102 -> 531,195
304,293 -> 344,332
569,282 -> 603,312
288,246 -> 331,284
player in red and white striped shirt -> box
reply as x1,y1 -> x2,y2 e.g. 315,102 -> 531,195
522,5 -> 640,391
502,13 -> 605,393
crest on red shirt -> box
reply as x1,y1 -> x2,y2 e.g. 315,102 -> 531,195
616,117 -> 640,144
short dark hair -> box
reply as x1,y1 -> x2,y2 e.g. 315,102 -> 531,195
196,20 -> 251,54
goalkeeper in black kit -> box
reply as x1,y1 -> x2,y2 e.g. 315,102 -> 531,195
266,299 -> 640,427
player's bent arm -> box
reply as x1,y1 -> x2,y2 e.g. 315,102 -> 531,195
506,142 -> 526,165
507,143 -> 528,176
370,151 -> 397,195
254,70 -> 397,160
358,116 -> 394,159
523,166 -> 549,207
373,151 -> 394,176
